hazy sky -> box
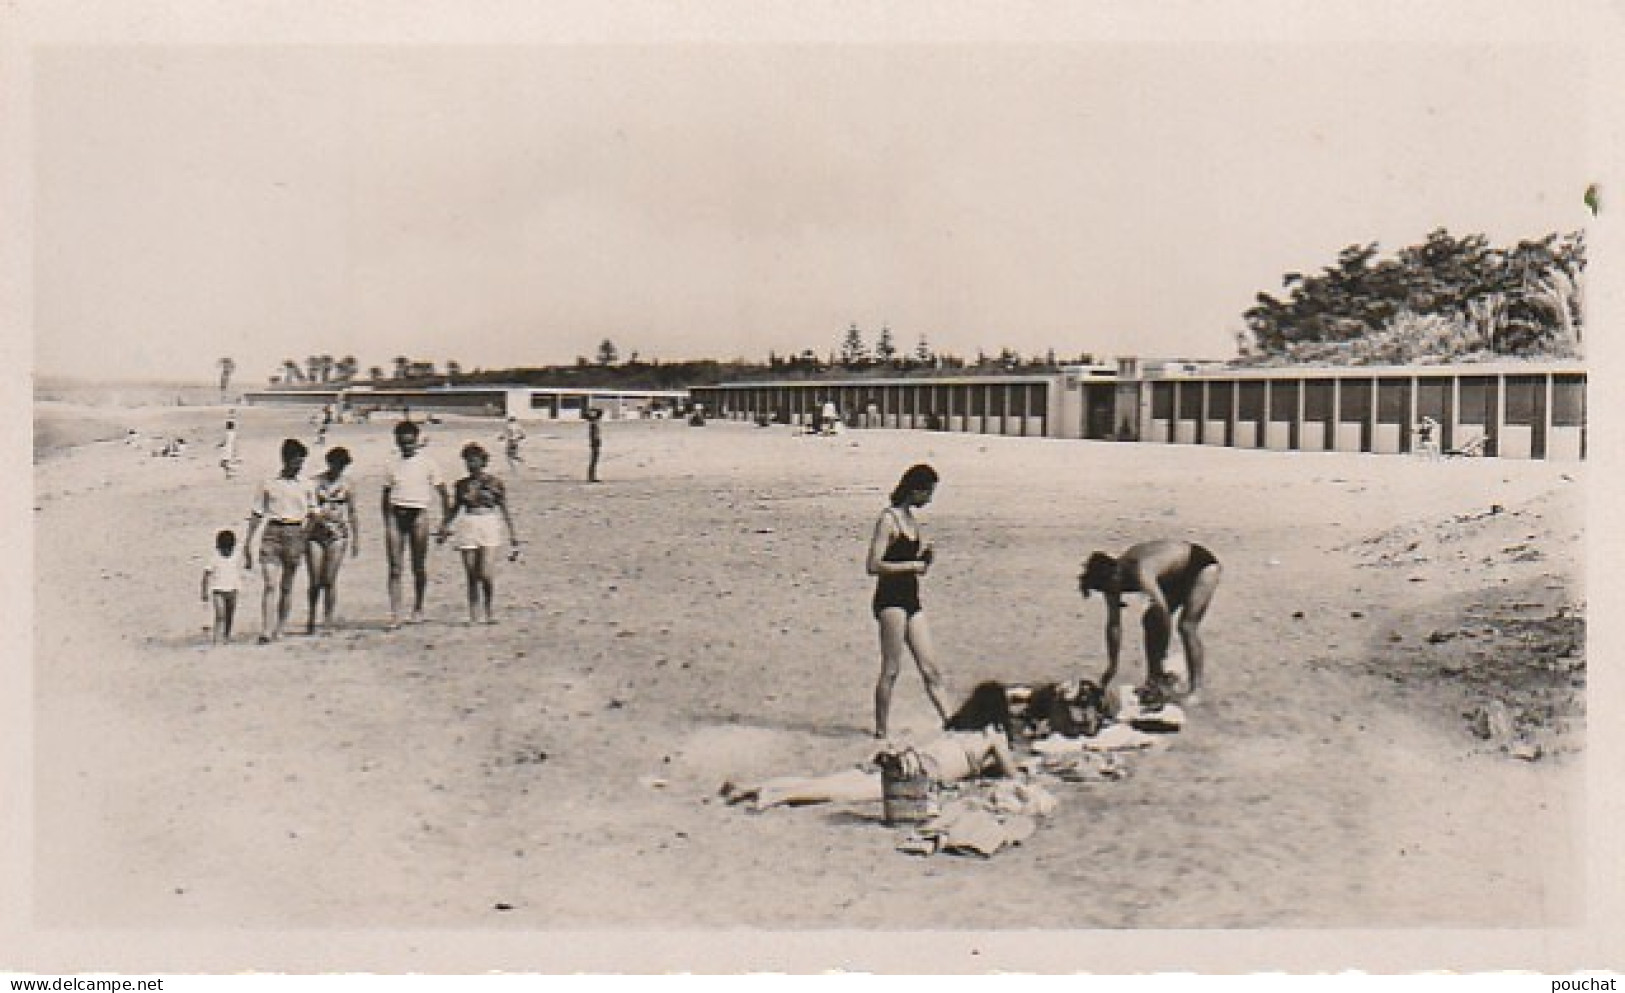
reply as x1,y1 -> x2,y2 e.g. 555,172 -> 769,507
29,23 -> 1596,384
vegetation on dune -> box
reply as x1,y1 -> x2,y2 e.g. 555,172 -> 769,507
1237,228 -> 1585,367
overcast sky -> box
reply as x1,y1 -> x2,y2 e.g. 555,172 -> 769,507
27,9 -> 1598,385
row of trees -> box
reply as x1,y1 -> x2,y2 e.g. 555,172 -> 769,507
1238,228 -> 1585,365
233,230 -> 1583,395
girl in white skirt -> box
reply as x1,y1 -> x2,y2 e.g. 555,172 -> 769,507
439,443 -> 521,624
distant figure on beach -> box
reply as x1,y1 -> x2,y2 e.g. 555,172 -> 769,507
501,415 -> 527,470
125,427 -> 141,448
219,412 -> 239,479
381,420 -> 451,628
243,438 -> 316,643
585,407 -> 603,482
869,463 -> 952,739
199,529 -> 242,645
1415,416 -> 1441,460
153,437 -> 188,457
1078,540 -> 1222,703
305,446 -> 358,634
820,399 -> 840,435
318,404 -> 334,446
439,442 -> 521,624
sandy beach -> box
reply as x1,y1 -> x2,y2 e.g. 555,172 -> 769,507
21,397 -> 1590,967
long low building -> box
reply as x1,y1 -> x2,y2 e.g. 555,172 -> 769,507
242,384 -> 691,421
689,359 -> 1586,460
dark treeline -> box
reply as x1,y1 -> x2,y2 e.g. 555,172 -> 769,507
248,227 -> 1584,393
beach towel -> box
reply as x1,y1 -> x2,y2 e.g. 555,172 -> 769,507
1032,724 -> 1163,754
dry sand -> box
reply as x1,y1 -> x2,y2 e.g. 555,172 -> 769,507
19,399 -> 1593,968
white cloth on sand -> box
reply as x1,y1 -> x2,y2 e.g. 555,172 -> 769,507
1033,724 -> 1164,753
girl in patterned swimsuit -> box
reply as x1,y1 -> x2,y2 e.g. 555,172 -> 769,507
439,443 -> 521,624
305,446 -> 358,633
867,463 -> 952,740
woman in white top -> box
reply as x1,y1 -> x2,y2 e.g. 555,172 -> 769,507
438,443 -> 521,624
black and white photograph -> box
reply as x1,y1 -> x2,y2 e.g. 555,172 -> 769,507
4,0 -> 1623,980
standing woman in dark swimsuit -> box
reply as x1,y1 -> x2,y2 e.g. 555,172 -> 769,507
1079,539 -> 1222,702
868,463 -> 952,739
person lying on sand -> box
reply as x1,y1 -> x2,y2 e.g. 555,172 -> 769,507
948,679 -> 1107,743
722,725 -> 1019,812
1079,539 -> 1222,703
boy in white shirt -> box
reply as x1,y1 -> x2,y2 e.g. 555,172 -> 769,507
200,528 -> 242,645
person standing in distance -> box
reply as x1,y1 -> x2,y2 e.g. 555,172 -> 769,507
585,407 -> 604,482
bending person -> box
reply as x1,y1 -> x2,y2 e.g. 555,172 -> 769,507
1078,540 -> 1222,702
868,463 -> 951,739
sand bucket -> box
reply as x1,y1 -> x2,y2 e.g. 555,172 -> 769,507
880,765 -> 932,825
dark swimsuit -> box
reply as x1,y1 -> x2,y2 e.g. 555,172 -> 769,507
871,510 -> 923,618
1158,543 -> 1219,610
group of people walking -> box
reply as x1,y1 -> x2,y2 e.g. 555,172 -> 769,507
200,408 -> 624,644
202,420 -> 523,644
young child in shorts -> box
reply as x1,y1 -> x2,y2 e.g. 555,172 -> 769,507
200,529 -> 242,644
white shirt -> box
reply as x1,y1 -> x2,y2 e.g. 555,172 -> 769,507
386,452 -> 446,509
205,551 -> 242,593
252,475 -> 316,523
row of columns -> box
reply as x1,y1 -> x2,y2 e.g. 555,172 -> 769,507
1147,372 -> 1583,460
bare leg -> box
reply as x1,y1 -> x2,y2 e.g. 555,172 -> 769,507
903,611 -> 951,725
210,593 -> 226,645
460,547 -> 481,623
407,517 -> 431,620
1142,606 -> 1172,687
259,556 -> 285,642
1177,565 -> 1222,698
384,516 -> 406,626
476,548 -> 496,622
305,543 -> 326,633
752,768 -> 883,810
874,608 -> 909,739
275,553 -> 298,637
219,591 -> 236,643
320,539 -> 347,626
